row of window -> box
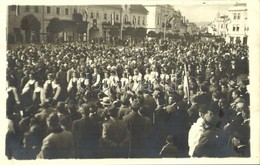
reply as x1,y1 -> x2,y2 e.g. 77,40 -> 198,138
10,5 -> 39,13
90,12 -> 145,25
10,6 -> 146,25
233,25 -> 240,32
233,13 -> 241,20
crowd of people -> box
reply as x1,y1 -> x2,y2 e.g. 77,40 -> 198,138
6,39 -> 250,159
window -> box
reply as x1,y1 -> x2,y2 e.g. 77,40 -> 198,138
133,16 -> 136,25
34,6 -> 39,13
157,15 -> 160,25
138,16 -> 140,25
74,8 -> 77,13
143,17 -> 145,25
47,6 -> 51,14
233,25 -> 236,31
25,6 -> 30,12
65,8 -> 69,15
237,13 -> 240,19
56,7 -> 60,15
124,15 -> 128,23
96,12 -> 99,19
233,13 -> 237,19
116,14 -> 119,21
90,12 -> 94,18
236,26 -> 239,31
104,13 -> 107,19
221,24 -> 223,28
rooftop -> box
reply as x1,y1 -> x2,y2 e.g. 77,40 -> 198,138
130,5 -> 148,14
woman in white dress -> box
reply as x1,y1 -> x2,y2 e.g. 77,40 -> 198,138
132,69 -> 142,93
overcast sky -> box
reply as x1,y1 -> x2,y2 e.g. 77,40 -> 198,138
173,4 -> 232,23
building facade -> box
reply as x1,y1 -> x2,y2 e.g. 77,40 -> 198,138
7,5 -> 148,43
226,3 -> 248,44
145,5 -> 188,38
208,12 -> 229,38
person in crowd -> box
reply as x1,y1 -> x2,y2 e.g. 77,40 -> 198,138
123,99 -> 152,158
34,100 -> 56,136
67,71 -> 79,101
51,78 -> 63,104
159,135 -> 178,158
187,95 -> 200,126
71,103 -> 101,158
32,80 -> 45,109
118,96 -> 132,119
37,113 -> 75,159
21,72 -> 39,108
43,73 -> 55,100
6,39 -> 250,159
188,104 -> 220,157
6,79 -> 20,118
91,66 -> 101,95
101,105 -> 130,158
102,71 -> 110,96
132,69 -> 142,93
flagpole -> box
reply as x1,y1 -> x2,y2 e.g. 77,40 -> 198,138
164,5 -> 168,40
184,63 -> 190,104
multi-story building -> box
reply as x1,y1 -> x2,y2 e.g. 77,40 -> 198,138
208,12 -> 229,38
186,22 -> 200,35
145,5 -> 188,38
226,3 -> 248,44
7,5 -> 148,43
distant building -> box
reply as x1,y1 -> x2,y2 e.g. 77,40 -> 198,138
186,22 -> 200,35
208,12 -> 229,38
145,5 -> 188,38
7,5 -> 148,43
226,3 -> 248,44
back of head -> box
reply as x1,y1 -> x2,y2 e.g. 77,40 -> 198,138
81,103 -> 91,116
131,99 -> 140,112
47,113 -> 60,129
107,105 -> 119,118
166,135 -> 174,143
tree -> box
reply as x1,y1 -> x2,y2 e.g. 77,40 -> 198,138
166,32 -> 174,39
46,17 -> 64,43
157,32 -> 164,39
75,22 -> 87,41
147,31 -> 156,38
72,13 -> 83,22
73,13 -> 87,42
123,27 -> 134,36
20,14 -> 41,43
133,27 -> 147,39
109,26 -> 120,37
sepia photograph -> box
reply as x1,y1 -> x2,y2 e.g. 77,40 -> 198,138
2,0 -> 260,164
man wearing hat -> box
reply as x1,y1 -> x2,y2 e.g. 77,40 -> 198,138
71,103 -> 101,158
227,80 -> 237,104
123,99 -> 152,158
101,105 -> 130,158
188,104 -> 220,157
37,113 -> 75,159
99,97 -> 112,121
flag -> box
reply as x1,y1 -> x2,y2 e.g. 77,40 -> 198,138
83,10 -> 88,22
16,5 -> 20,16
183,64 -> 190,103
111,12 -> 115,26
167,16 -> 175,24
133,17 -> 136,27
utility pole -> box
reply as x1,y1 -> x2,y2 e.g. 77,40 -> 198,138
164,15 -> 167,40
163,5 -> 168,40
120,8 -> 123,40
